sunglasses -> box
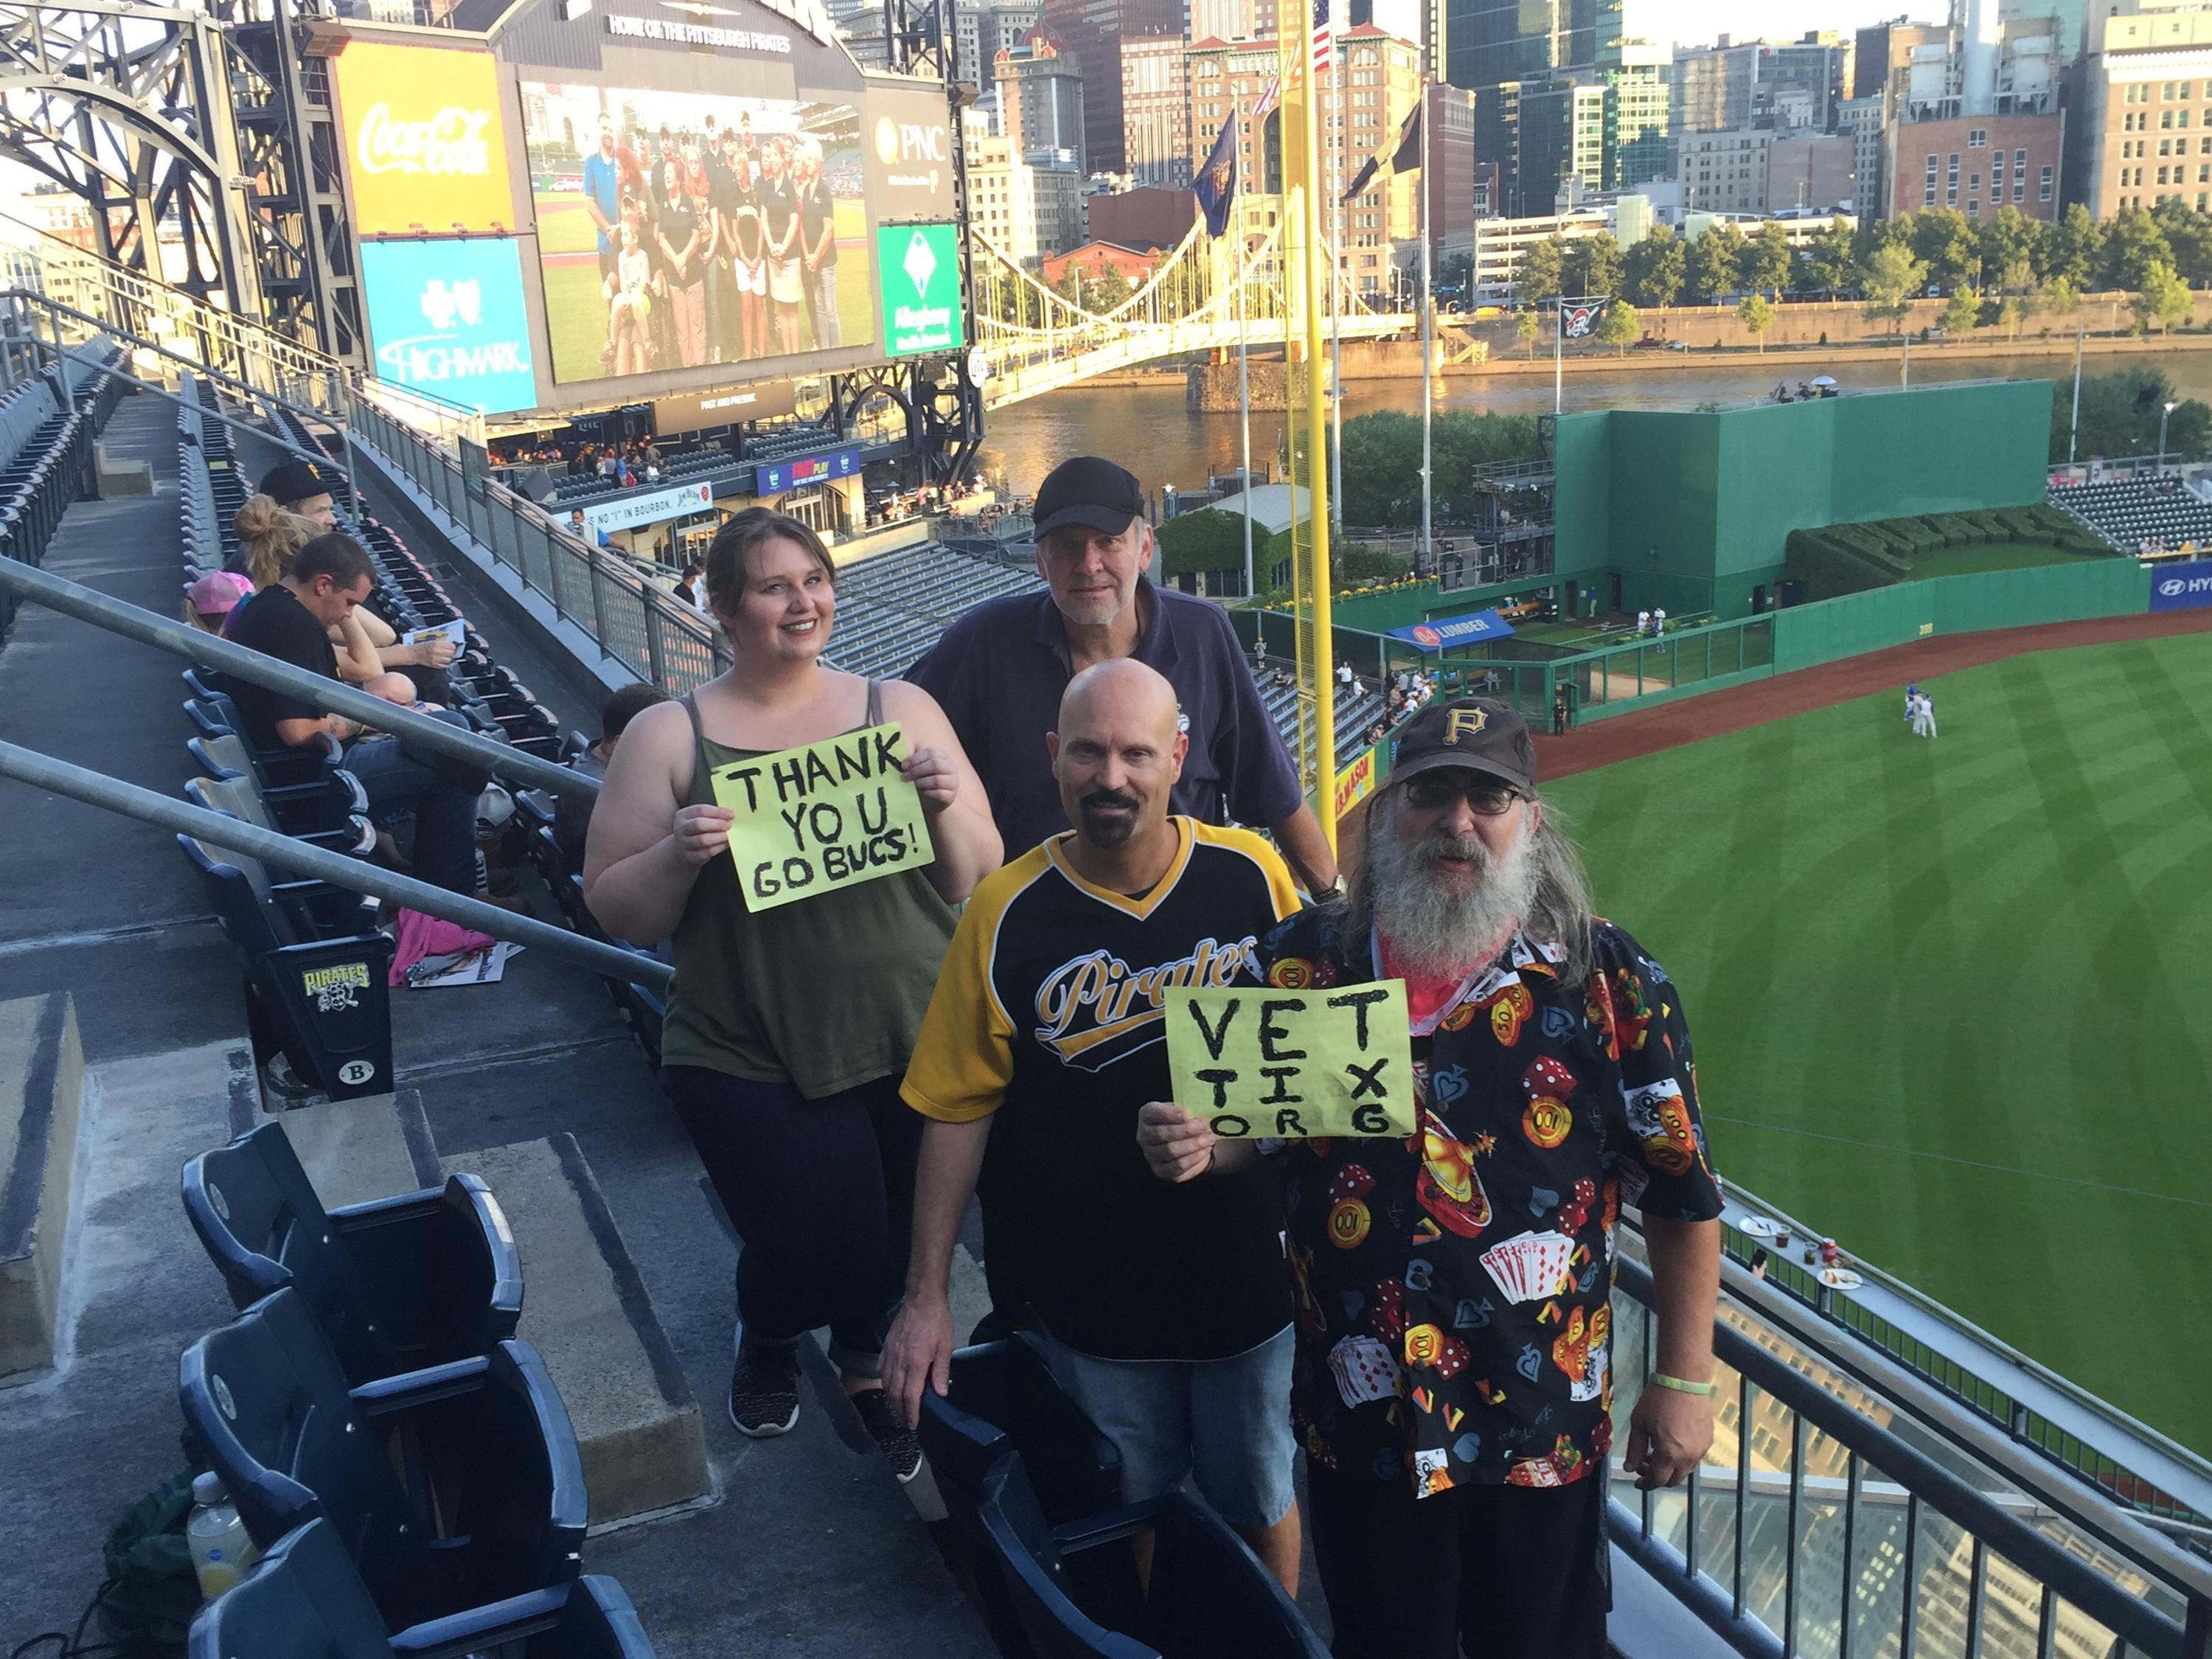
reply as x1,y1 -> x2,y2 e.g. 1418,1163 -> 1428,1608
1400,774 -> 1525,816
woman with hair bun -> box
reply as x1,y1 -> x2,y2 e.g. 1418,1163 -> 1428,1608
582,506 -> 1000,1484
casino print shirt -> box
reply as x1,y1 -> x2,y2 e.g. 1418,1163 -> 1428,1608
1261,902 -> 1723,1498
902,817 -> 1304,1363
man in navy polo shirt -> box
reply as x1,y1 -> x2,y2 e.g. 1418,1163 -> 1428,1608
908,455 -> 1338,895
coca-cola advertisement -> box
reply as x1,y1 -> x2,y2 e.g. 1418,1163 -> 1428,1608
519,80 -> 874,385
333,41 -> 518,237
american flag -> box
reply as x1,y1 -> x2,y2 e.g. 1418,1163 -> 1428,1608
1251,73 -> 1282,119
1311,0 -> 1333,74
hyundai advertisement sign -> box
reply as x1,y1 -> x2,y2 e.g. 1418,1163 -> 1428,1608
360,237 -> 538,416
1386,610 -> 1517,653
2149,560 -> 2212,611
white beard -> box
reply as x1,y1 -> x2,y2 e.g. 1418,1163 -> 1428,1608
1368,809 -> 1538,979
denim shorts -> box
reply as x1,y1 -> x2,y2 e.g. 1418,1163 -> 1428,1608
1027,1323 -> 1298,1530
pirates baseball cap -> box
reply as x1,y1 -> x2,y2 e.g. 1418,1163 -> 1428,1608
1032,456 -> 1144,540
260,458 -> 332,506
1385,696 -> 1538,796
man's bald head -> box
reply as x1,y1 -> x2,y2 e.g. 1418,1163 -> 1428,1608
1049,659 -> 1189,852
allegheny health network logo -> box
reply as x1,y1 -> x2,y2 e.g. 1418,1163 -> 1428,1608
877,223 -> 963,358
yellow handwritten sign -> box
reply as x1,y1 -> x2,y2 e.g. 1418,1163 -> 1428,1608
712,723 -> 933,911
1163,981 -> 1414,1138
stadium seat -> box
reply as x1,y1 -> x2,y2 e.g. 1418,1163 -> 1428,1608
976,1457 -> 1329,1659
187,1517 -> 654,1658
177,832 -> 394,1102
178,1287 -> 588,1634
181,1120 -> 523,1384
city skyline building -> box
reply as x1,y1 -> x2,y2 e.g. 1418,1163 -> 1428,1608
1040,0 -> 1182,175
996,36 -> 1089,170
2069,3 -> 2212,215
1121,33 -> 1193,187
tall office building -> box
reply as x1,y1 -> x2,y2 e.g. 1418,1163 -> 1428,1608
1189,0 -> 1277,46
1600,40 -> 1671,187
1041,0 -> 1182,174
1184,35 -> 1290,211
1436,0 -> 1596,95
1121,33 -> 1192,187
2069,3 -> 2212,215
997,36 -> 1089,170
955,0 -> 1046,99
1672,39 -> 1763,134
965,108 -> 1090,262
1884,0 -> 2065,221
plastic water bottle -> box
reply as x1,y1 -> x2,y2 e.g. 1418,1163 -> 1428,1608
187,1471 -> 259,1600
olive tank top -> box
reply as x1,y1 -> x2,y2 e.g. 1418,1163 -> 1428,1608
661,681 -> 957,1098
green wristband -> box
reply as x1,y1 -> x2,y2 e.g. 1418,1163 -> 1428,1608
1648,1371 -> 1717,1397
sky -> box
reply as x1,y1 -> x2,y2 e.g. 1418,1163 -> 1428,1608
1642,0 -> 1946,50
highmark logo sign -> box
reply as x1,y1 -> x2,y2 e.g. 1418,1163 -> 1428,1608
878,223 -> 964,358
361,238 -> 537,417
2149,559 -> 2212,611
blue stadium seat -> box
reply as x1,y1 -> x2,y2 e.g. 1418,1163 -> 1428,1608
978,1457 -> 1329,1659
181,1120 -> 522,1384
187,1517 -> 654,1658
178,1287 -> 588,1634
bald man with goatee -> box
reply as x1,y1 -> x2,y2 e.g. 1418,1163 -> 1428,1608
887,659 -> 1307,1588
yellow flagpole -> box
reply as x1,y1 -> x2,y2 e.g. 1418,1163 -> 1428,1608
1298,1 -> 1337,852
1277,23 -> 1306,780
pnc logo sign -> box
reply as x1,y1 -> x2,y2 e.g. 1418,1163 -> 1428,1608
873,114 -> 947,164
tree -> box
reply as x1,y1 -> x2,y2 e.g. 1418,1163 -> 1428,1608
1939,287 -> 1983,335
1997,293 -> 2028,340
1908,209 -> 1978,291
2045,203 -> 2106,291
2041,274 -> 2081,320
1860,241 -> 1928,333
1596,299 -> 1639,355
1083,262 -> 1133,310
1742,222 -> 1795,298
2132,260 -> 2192,335
1736,292 -> 1775,352
2103,207 -> 2174,291
2052,367 -> 2211,463
1684,222 -> 1745,304
1515,308 -> 1542,358
1978,206 -> 2045,296
2152,197 -> 2212,288
1801,218 -> 1857,297
1562,231 -> 1621,297
1517,235 -> 1566,305
1622,226 -> 1684,308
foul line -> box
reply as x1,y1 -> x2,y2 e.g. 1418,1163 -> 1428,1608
1705,1113 -> 2212,1211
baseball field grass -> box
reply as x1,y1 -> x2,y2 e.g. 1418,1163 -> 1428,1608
1543,633 -> 2212,1453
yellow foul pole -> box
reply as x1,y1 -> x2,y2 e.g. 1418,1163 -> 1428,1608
1297,0 -> 1337,852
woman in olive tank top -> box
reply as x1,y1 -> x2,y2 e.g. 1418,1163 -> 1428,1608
584,507 -> 1000,1479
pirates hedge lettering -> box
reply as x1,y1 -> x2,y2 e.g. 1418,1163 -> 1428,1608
712,723 -> 933,911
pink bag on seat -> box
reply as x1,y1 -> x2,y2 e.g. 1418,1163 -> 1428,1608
388,908 -> 499,987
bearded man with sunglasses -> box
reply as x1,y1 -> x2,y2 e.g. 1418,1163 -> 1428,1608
1138,697 -> 1725,1659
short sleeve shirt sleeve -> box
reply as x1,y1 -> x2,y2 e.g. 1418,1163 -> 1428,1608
901,870 -> 1020,1123
1590,929 -> 1725,1222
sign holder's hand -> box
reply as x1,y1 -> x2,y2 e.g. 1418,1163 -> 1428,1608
883,1295 -> 955,1430
902,745 -> 959,814
672,802 -> 735,866
1136,1102 -> 1216,1183
1622,1381 -> 1714,1489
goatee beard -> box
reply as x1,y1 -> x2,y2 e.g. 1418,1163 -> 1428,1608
1369,818 -> 1538,979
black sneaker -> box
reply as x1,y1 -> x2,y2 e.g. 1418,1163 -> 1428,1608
727,1345 -> 801,1438
850,1387 -> 924,1484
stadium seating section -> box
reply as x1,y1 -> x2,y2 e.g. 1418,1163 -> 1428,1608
0,341 -> 126,639
2049,475 -> 2212,556
824,541 -> 1046,679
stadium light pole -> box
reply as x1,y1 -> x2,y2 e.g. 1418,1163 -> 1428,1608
2160,401 -> 2176,476
2068,311 -> 2084,465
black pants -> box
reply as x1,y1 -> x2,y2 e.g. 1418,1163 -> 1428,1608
1307,1464 -> 1610,1659
661,1066 -> 921,1378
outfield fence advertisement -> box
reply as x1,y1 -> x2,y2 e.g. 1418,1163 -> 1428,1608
358,237 -> 538,417
2149,560 -> 2212,611
520,83 -> 874,386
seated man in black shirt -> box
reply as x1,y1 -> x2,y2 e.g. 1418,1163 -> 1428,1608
552,681 -> 669,879
222,534 -> 488,896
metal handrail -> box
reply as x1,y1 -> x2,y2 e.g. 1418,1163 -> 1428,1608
1610,1253 -> 2206,1659
0,740 -> 667,992
0,554 -> 597,801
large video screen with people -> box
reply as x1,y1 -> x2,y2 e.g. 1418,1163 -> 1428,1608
519,81 -> 875,386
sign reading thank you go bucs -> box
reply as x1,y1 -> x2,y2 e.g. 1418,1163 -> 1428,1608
332,42 -> 515,237
359,237 -> 538,417
878,223 -> 964,357
712,724 -> 934,911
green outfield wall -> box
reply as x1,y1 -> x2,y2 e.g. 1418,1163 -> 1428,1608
1553,380 -> 2056,622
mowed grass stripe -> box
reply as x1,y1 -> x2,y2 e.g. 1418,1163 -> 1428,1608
1545,634 -> 2212,1450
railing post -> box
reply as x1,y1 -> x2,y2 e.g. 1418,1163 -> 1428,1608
644,596 -> 667,689
588,553 -> 612,661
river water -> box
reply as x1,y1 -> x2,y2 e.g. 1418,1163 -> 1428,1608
980,349 -> 2212,501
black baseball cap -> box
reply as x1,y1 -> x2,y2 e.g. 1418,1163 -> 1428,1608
260,458 -> 332,506
1385,697 -> 1537,794
1033,456 -> 1143,540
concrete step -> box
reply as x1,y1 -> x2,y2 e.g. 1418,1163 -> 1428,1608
262,1089 -> 442,1210
442,1134 -> 710,1527
0,994 -> 85,1379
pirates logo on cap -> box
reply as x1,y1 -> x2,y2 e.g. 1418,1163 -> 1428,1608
1442,707 -> 1488,745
